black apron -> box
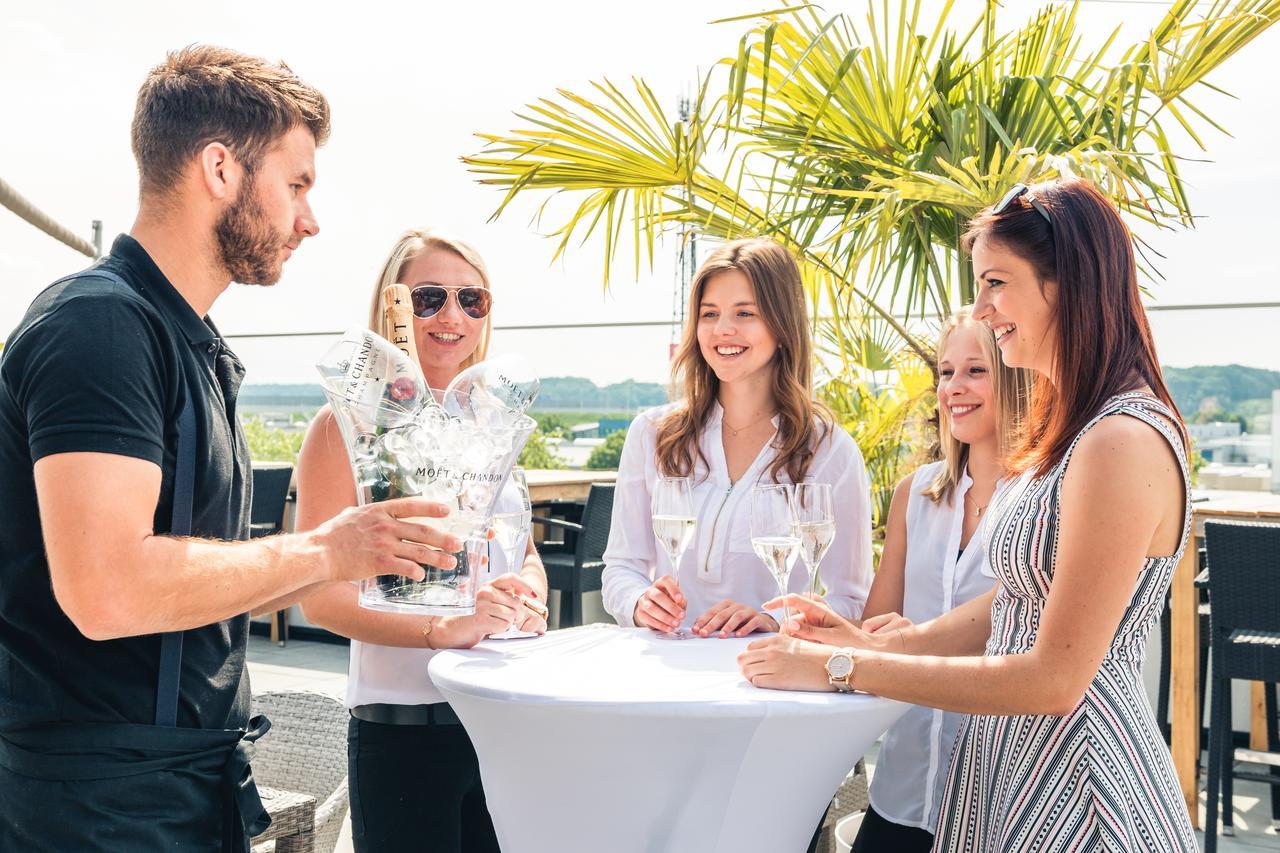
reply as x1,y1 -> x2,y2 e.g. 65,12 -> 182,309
0,282 -> 271,850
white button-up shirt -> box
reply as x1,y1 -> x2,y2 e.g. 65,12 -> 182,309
602,402 -> 873,629
869,461 -> 999,831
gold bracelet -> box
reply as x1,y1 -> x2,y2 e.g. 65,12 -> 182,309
422,617 -> 440,650
896,628 -> 907,654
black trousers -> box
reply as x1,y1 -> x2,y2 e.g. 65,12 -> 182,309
849,804 -> 935,853
348,715 -> 500,853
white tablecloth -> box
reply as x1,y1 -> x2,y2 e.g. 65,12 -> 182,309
429,625 -> 907,853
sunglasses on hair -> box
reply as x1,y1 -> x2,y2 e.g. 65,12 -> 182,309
409,283 -> 493,320
994,183 -> 1052,227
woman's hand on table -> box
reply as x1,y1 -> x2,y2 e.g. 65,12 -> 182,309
862,611 -> 913,635
488,573 -> 548,635
762,594 -> 885,648
633,576 -> 686,632
443,574 -> 536,648
737,635 -> 837,692
692,600 -> 779,638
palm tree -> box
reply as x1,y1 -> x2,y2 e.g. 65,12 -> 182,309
465,0 -> 1280,523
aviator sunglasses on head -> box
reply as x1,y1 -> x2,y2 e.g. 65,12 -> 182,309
408,283 -> 493,320
994,183 -> 1052,228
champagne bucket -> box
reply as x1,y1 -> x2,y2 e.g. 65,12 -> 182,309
317,329 -> 537,615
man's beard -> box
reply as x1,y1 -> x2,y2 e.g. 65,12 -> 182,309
215,175 -> 288,286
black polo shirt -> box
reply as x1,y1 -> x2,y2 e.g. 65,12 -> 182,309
0,234 -> 252,732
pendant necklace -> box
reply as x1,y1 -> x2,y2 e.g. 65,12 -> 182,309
724,412 -> 775,438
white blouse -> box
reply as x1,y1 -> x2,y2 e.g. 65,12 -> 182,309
869,461 -> 999,832
345,478 -> 524,709
602,401 -> 873,629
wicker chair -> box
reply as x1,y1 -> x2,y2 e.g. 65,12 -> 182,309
814,759 -> 869,853
533,483 -> 615,628
1203,521 -> 1280,853
250,691 -> 350,853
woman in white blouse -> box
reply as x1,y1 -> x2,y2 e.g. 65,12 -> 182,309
602,237 -> 873,637
295,229 -> 547,853
846,309 -> 1030,852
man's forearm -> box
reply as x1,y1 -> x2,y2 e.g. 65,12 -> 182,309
81,532 -> 325,639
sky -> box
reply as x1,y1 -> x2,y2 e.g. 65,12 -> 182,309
2,0 -> 1278,388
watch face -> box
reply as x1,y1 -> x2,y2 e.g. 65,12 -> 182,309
826,653 -> 853,679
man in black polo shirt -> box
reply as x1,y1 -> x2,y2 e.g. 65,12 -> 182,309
0,46 -> 478,851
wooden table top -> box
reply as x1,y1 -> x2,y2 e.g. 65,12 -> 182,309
524,469 -> 618,487
1192,490 -> 1280,523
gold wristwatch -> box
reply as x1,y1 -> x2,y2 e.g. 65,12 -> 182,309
825,647 -> 856,693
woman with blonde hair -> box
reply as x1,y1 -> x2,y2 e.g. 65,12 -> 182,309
847,308 -> 1031,851
295,228 -> 548,853
602,237 -> 873,639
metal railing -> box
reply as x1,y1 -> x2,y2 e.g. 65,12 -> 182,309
0,177 -> 99,259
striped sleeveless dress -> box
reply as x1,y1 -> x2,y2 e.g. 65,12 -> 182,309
933,392 -> 1197,852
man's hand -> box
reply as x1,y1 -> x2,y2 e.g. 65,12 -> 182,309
692,599 -> 778,638
633,576 -> 686,632
304,497 -> 461,583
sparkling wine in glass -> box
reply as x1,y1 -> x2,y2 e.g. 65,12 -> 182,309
751,484 -> 800,631
491,467 -> 533,572
651,476 -> 696,639
793,482 -> 835,599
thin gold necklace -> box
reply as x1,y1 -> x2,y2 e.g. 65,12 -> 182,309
723,412 -> 775,438
965,490 -> 990,518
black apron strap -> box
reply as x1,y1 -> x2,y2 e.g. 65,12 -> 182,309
50,266 -> 194,728
156,391 -> 196,727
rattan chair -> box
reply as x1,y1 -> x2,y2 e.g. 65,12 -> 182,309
532,483 -> 615,628
1203,520 -> 1280,852
250,691 -> 350,853
814,759 -> 869,853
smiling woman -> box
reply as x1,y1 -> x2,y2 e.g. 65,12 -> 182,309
739,180 -> 1198,852
293,227 -> 548,853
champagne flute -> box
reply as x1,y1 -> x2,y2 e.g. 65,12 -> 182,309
750,484 -> 800,631
651,476 -> 696,639
490,468 -> 533,633
793,482 -> 835,599
491,467 -> 532,573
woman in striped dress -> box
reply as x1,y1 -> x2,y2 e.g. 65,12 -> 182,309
739,178 -> 1197,851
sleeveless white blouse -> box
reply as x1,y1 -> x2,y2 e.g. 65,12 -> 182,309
868,461 -> 997,831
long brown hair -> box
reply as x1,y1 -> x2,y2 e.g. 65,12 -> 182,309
962,179 -> 1183,476
924,308 -> 1032,503
366,228 -> 493,373
656,238 -> 831,484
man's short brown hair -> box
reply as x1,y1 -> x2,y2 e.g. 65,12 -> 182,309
131,45 -> 331,196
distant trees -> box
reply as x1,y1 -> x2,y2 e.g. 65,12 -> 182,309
517,430 -> 566,470
1164,365 -> 1280,420
586,431 -> 628,470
